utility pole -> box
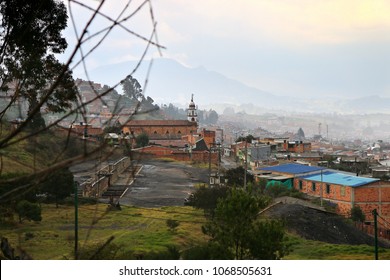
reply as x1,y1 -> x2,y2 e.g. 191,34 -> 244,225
217,143 -> 221,178
74,182 -> 79,260
208,145 -> 211,187
320,169 -> 323,207
244,140 -> 248,189
373,209 -> 378,260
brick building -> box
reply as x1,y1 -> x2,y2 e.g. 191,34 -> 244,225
258,163 -> 390,224
186,129 -> 216,149
122,95 -> 198,141
297,171 -> 390,222
122,119 -> 197,140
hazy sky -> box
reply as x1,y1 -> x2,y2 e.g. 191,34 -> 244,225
61,0 -> 390,99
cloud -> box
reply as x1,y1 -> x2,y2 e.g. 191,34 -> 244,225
60,0 -> 390,99
154,0 -> 390,47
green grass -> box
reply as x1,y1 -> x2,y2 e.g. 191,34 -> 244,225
2,202 -> 390,260
0,203 -> 207,260
284,234 -> 390,260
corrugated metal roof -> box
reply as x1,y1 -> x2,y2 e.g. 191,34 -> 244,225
300,171 -> 379,187
259,163 -> 325,174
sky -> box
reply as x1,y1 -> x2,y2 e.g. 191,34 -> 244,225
60,0 -> 390,99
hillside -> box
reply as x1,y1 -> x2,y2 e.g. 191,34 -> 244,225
263,199 -> 390,248
0,125 -> 98,177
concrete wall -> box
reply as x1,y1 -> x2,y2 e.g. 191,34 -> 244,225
354,182 -> 390,222
133,145 -> 218,164
80,157 -> 131,197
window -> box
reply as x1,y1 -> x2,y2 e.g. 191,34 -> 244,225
166,130 -> 169,134
178,130 -> 181,134
341,186 -> 346,196
326,184 -> 330,194
154,131 -> 157,134
312,182 -> 316,192
299,180 -> 303,190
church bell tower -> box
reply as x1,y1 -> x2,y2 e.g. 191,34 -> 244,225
187,94 -> 198,123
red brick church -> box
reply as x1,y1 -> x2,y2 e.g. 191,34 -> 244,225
122,95 -> 199,145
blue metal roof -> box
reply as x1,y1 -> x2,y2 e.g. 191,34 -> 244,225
259,163 -> 326,174
299,171 -> 379,187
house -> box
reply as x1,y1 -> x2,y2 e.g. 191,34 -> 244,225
249,144 -> 272,167
258,163 -> 390,225
296,171 -> 390,223
256,163 -> 326,190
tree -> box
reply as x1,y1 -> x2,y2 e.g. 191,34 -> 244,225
40,168 -> 74,208
0,0 -> 78,130
135,132 -> 149,147
246,219 -> 289,259
236,134 -> 255,143
0,0 -> 164,260
185,185 -> 229,218
121,75 -> 143,101
225,166 -> 254,187
202,188 -> 276,259
15,200 -> 42,223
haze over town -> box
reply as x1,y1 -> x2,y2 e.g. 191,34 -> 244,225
59,0 -> 390,141
62,0 -> 390,99
2,0 -> 390,263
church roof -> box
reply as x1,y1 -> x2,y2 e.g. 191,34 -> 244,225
124,120 -> 196,126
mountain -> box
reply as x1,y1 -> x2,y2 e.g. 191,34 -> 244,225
88,58 -> 281,108
86,58 -> 390,114
341,95 -> 390,114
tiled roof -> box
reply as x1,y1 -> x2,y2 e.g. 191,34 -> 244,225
300,171 -> 379,187
259,163 -> 326,174
124,120 -> 196,126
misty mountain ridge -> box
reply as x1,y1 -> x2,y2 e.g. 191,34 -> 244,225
87,58 -> 390,115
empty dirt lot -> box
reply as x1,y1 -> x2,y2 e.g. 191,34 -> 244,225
118,159 -> 209,208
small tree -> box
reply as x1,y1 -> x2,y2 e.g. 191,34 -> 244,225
40,168 -> 74,208
247,219 -> 289,260
202,188 -> 273,259
136,133 -> 149,147
166,219 -> 180,233
225,166 -> 254,187
185,185 -> 229,218
15,200 -> 42,223
350,205 -> 365,223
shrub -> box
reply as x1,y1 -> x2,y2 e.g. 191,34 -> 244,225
15,200 -> 42,223
350,206 -> 365,222
166,219 -> 180,232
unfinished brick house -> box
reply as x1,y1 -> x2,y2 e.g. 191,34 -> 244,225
297,171 -> 390,222
258,163 -> 390,224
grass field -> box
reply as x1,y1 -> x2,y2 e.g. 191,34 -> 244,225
1,202 -> 390,260
0,203 -> 207,259
284,234 -> 390,260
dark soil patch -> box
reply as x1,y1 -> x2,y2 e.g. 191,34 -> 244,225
264,203 -> 390,248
